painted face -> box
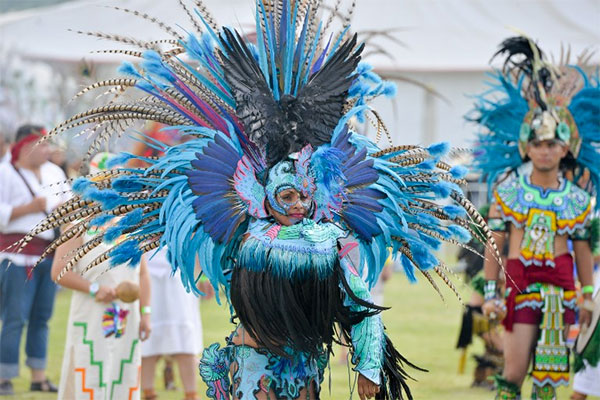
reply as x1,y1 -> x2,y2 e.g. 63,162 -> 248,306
275,187 -> 312,222
526,139 -> 568,172
267,188 -> 311,226
264,159 -> 315,225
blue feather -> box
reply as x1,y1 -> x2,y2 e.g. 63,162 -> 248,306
110,240 -> 142,267
117,61 -> 142,78
427,142 -> 450,158
104,226 -> 124,243
416,159 -> 436,170
89,214 -> 114,228
107,153 -> 136,169
431,181 -> 456,198
400,254 -> 418,283
84,188 -> 126,209
112,176 -> 144,192
381,82 -> 397,97
450,165 -> 468,179
468,71 -> 529,198
72,178 -> 92,195
448,225 -> 471,243
443,204 -> 467,219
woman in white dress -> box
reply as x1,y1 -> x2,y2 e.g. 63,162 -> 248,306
571,258 -> 600,400
141,247 -> 204,400
52,153 -> 152,400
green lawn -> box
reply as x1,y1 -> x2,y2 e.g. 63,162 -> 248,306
5,274 -> 581,399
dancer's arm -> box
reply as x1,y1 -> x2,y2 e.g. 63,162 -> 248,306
138,256 -> 152,340
339,257 -> 384,390
482,200 -> 507,318
573,240 -> 594,328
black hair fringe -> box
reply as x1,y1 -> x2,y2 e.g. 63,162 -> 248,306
230,257 -> 380,360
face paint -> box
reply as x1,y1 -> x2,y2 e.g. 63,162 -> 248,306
265,159 -> 315,218
273,189 -> 314,224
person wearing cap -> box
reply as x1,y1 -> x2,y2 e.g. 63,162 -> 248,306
470,37 -> 598,399
0,124 -> 71,395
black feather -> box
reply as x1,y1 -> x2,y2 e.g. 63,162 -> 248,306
219,27 -> 363,167
375,334 -> 426,400
492,36 -> 553,110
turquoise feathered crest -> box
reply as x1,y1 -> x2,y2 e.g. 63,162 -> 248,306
17,0 -> 502,308
470,36 -> 600,207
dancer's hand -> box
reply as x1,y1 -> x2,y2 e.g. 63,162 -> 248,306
358,374 -> 380,400
139,314 -> 151,341
94,286 -> 117,303
482,298 -> 507,321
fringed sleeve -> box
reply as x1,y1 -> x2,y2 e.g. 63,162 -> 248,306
340,257 -> 386,385
339,255 -> 423,400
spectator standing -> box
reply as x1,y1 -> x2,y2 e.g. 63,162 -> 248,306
141,248 -> 203,400
0,124 -> 70,395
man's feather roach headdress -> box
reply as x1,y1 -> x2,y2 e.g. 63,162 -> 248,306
470,35 -> 600,202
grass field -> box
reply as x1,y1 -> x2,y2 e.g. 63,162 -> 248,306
5,273 -> 580,399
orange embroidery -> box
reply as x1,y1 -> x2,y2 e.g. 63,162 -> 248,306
75,368 -> 95,400
128,366 -> 141,400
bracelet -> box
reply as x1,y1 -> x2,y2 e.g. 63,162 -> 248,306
484,280 -> 498,301
487,218 -> 506,232
581,299 -> 595,312
141,306 -> 152,315
89,282 -> 99,298
582,285 -> 595,295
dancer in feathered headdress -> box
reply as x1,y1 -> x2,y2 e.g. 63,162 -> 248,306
470,35 -> 599,400
16,1 -> 500,398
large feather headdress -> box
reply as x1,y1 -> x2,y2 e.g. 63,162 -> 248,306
470,35 -> 600,203
11,0 -> 503,311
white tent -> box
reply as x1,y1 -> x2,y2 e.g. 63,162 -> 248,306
1,0 -> 599,145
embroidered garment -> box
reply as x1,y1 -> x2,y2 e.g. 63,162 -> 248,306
494,173 -> 591,266
58,232 -> 141,400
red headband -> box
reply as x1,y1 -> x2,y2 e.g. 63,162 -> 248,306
11,129 -> 46,164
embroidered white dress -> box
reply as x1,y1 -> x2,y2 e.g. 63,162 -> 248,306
141,247 -> 202,357
58,232 -> 141,400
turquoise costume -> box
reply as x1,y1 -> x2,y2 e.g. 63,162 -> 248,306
21,1 -> 498,399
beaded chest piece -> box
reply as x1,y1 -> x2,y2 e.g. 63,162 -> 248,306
494,173 -> 591,267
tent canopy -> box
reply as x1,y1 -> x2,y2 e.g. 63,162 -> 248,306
1,0 -> 598,70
